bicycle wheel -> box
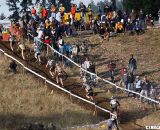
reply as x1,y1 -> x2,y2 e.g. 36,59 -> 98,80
61,71 -> 68,81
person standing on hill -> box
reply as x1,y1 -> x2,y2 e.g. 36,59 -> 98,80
128,54 -> 137,75
140,76 -> 151,103
9,60 -> 17,74
108,60 -> 116,83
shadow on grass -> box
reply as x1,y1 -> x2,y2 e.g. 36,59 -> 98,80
0,111 -> 104,130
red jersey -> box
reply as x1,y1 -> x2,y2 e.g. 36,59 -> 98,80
44,39 -> 51,45
31,9 -> 36,15
71,6 -> 76,15
42,9 -> 48,18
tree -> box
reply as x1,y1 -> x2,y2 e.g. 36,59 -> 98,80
90,0 -> 97,13
123,0 -> 160,17
20,0 -> 32,13
0,13 -> 6,20
6,0 -> 20,20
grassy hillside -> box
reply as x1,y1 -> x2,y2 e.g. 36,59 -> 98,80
0,55 -> 103,130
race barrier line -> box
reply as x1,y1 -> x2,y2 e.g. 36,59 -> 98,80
28,33 -> 160,105
0,48 -> 116,117
61,119 -> 108,130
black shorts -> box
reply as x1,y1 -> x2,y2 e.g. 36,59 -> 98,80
111,107 -> 117,112
87,91 -> 93,96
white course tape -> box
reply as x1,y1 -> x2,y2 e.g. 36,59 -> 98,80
28,33 -> 160,105
0,48 -> 116,116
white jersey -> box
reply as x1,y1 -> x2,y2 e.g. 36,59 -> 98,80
110,99 -> 117,108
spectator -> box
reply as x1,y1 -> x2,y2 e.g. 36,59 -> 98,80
31,7 -> 37,16
79,2 -> 86,17
115,21 -> 124,33
88,4 -> 92,21
129,9 -> 136,23
140,77 -> 151,103
108,60 -> 116,83
120,68 -> 128,89
57,36 -> 64,54
9,60 -> 17,74
83,57 -> 90,71
134,19 -> 142,35
51,4 -> 56,18
71,4 -> 76,20
59,4 -> 65,20
42,7 -> 48,20
149,86 -> 157,110
134,76 -> 142,98
128,54 -> 137,75
127,73 -> 135,97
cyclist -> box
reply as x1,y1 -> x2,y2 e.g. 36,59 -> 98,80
82,77 -> 94,101
55,63 -> 64,87
17,39 -> 26,60
110,96 -> 120,113
46,58 -> 55,77
9,33 -> 16,51
107,114 -> 119,130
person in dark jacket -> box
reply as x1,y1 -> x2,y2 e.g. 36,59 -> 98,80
9,60 -> 17,74
127,73 -> 135,97
128,54 -> 137,75
140,76 -> 151,103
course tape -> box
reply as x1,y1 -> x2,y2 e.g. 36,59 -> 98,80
0,48 -> 115,116
28,33 -> 160,105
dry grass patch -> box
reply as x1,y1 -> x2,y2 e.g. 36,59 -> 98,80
0,55 -> 103,130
